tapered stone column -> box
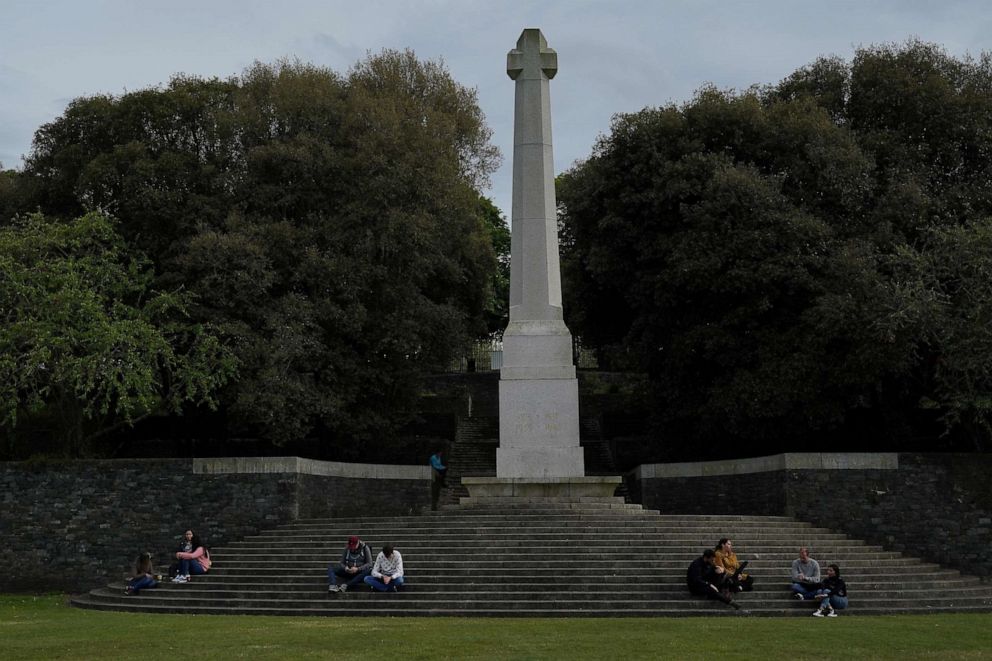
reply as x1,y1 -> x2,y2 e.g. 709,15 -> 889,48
497,29 -> 584,478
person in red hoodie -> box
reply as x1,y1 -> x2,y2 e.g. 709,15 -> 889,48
173,530 -> 211,583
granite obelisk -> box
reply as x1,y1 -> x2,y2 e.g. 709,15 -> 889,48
497,29 -> 584,478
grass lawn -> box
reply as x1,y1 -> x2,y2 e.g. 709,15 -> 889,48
1,595 -> 991,660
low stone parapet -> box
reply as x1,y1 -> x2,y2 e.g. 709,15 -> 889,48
0,456 -> 430,592
629,452 -> 992,579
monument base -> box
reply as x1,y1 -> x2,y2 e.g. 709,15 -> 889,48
496,446 -> 584,478
498,377 -> 584,477
462,476 -> 621,500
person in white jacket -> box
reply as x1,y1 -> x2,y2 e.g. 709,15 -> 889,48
364,545 -> 404,592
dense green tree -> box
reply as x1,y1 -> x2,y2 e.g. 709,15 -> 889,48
0,212 -> 236,456
1,52 -> 501,449
479,196 -> 510,336
559,40 -> 992,454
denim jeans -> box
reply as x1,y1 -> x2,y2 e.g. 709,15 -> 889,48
329,567 -> 370,587
179,558 -> 207,576
127,575 -> 158,594
364,575 -> 405,592
791,582 -> 820,599
827,595 -> 848,610
814,589 -> 848,610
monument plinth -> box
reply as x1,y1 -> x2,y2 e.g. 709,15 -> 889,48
496,28 -> 584,479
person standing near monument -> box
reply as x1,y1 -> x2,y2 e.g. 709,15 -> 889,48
430,450 -> 447,510
790,546 -> 822,599
430,450 -> 447,486
328,535 -> 373,593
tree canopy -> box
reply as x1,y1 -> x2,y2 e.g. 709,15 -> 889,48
0,212 -> 236,456
1,52 -> 501,455
558,40 -> 992,456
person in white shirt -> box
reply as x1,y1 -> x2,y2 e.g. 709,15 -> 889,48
364,545 -> 405,592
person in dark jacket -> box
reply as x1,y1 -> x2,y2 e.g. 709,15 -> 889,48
812,563 -> 848,617
328,536 -> 373,593
686,549 -> 740,610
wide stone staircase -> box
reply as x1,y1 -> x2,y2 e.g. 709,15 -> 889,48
72,504 -> 992,617
438,416 -> 499,508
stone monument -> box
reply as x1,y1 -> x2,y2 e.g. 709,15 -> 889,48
497,28 -> 584,479
462,29 -> 619,501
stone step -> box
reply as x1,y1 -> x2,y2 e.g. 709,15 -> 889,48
219,546 -> 884,556
83,590 -> 992,611
110,581 -> 990,598
159,575 -> 983,590
278,518 -> 827,529
243,533 -> 855,543
293,514 -> 804,523
71,597 -> 992,617
204,562 -> 951,575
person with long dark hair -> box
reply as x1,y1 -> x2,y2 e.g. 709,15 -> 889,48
173,530 -> 211,583
812,564 -> 848,617
125,552 -> 159,595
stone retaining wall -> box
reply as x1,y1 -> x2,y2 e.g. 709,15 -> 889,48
0,457 -> 430,592
629,452 -> 992,578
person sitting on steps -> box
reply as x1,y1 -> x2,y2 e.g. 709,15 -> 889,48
173,531 -> 211,583
714,537 -> 754,592
125,551 -> 159,595
328,535 -> 373,593
686,548 -> 741,610
811,563 -> 848,617
790,546 -> 822,600
364,544 -> 405,592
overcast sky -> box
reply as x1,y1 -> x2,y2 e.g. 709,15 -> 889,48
2,0 -> 990,218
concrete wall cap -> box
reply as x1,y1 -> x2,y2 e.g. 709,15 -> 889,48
631,452 -> 898,479
192,456 -> 430,480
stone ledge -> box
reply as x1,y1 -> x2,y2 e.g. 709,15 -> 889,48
193,456 -> 430,480
633,453 -> 899,479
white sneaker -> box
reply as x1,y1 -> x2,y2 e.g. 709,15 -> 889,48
812,609 -> 825,617
826,609 -> 838,617
174,575 -> 188,583
338,584 -> 348,593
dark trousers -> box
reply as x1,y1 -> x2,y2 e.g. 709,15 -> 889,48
329,566 -> 370,587
727,573 -> 755,592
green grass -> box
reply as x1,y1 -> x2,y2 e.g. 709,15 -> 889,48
2,595 -> 991,660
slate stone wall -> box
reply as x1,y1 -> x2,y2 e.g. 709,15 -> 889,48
632,471 -> 785,516
0,457 -> 430,592
631,452 -> 992,578
785,454 -> 992,578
